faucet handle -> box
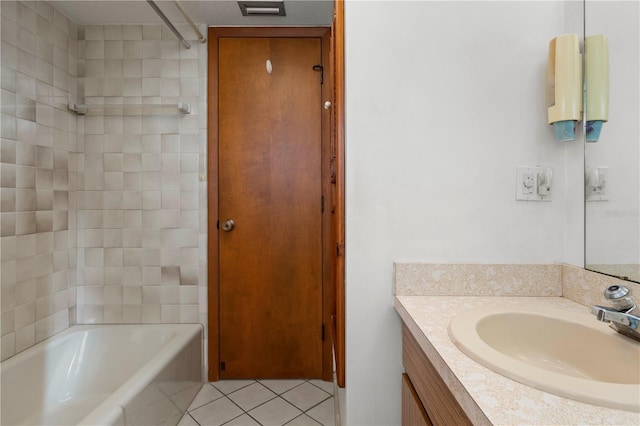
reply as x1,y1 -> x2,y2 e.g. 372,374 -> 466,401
604,284 -> 629,299
603,285 -> 635,312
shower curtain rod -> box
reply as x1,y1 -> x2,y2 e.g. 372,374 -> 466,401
172,0 -> 207,44
146,0 -> 192,49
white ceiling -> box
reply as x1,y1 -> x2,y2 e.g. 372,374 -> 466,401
49,0 -> 333,26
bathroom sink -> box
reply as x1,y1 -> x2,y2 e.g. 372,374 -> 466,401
448,305 -> 640,412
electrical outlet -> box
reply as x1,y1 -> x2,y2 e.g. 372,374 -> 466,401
586,166 -> 609,201
516,166 -> 553,201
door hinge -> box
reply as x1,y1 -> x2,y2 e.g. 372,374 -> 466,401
312,65 -> 324,84
321,195 -> 324,213
220,361 -> 226,371
217,220 -> 219,230
322,324 -> 325,341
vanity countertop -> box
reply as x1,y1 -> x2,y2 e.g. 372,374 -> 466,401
395,295 -> 640,425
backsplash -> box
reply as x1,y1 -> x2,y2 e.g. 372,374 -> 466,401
394,262 -> 639,310
394,263 -> 562,296
1,1 -> 79,360
562,264 -> 640,308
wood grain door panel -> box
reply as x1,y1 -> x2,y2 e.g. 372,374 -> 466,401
218,37 -> 323,378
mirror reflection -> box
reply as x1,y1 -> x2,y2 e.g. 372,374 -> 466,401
585,1 -> 640,282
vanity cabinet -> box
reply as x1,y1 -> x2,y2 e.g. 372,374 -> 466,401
402,373 -> 432,426
402,324 -> 472,426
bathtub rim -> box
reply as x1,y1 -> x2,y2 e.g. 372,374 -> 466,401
1,323 -> 203,426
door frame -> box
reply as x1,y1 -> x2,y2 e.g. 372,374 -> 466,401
207,27 -> 334,382
333,0 -> 346,389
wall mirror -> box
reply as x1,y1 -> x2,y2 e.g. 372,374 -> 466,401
584,1 -> 640,283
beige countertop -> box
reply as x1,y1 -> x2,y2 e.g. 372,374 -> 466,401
395,295 -> 640,426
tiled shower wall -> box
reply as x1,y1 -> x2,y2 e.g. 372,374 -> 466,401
75,23 -> 208,326
1,1 -> 208,361
1,1 -> 79,360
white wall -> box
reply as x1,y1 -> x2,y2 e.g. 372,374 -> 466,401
343,1 -> 581,424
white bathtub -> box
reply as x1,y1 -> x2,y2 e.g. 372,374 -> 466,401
1,324 -> 203,426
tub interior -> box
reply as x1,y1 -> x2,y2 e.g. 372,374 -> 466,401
1,325 -> 201,426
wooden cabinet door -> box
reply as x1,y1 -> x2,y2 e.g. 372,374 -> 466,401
402,373 -> 433,426
403,325 -> 473,425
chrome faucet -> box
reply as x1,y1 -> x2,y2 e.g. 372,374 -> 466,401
591,284 -> 640,343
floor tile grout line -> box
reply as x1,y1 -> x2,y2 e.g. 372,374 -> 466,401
276,380 -> 333,405
279,380 -> 315,397
219,393 -> 312,426
187,395 -> 334,426
301,395 -> 333,414
212,380 -> 259,396
245,394 -> 299,417
200,384 -> 332,413
188,383 -> 226,412
259,379 -> 334,398
208,379 -> 333,397
216,395 -> 255,426
185,412 -> 201,426
243,410 -> 265,426
189,395 -> 246,426
187,380 -> 335,426
258,379 -> 309,396
218,408 -> 263,426
277,382 -> 333,413
224,391 -> 280,425
224,381 -> 281,412
300,396 -> 334,426
283,413 -> 323,426
283,394 -> 333,414
306,381 -> 334,396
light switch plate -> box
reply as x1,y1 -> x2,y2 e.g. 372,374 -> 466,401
516,166 -> 553,201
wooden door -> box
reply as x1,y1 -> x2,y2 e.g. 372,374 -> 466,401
218,37 -> 323,379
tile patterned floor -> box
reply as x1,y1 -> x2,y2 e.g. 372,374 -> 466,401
178,380 -> 336,426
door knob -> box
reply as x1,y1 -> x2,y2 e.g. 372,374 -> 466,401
221,219 -> 235,232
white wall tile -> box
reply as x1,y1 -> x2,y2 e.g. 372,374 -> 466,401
142,25 -> 161,40
36,2 -> 54,23
123,40 -> 142,58
141,304 -> 160,323
17,3 -> 37,33
141,78 -> 161,96
104,59 -> 122,78
123,59 -> 141,77
14,323 -> 35,353
104,41 -> 123,59
58,22 -> 209,335
83,40 -> 104,59
104,25 -> 123,41
83,26 -> 104,41
142,40 -> 161,59
123,25 -> 142,41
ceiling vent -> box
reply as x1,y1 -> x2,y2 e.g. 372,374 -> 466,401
238,1 -> 286,16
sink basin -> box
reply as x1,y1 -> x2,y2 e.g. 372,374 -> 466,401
448,305 -> 640,412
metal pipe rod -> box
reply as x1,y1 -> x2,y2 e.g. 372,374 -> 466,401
69,102 -> 191,115
146,0 -> 191,49
172,0 -> 206,44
